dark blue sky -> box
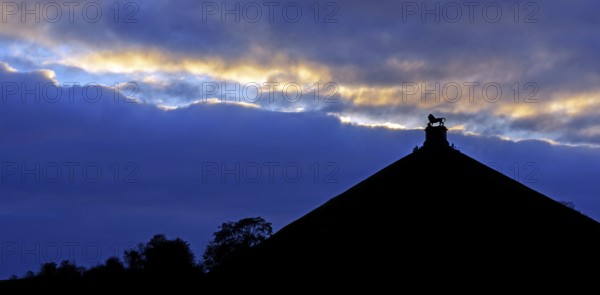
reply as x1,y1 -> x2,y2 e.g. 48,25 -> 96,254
1,0 -> 600,278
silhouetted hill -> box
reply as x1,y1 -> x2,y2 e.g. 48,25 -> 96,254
211,140 -> 600,289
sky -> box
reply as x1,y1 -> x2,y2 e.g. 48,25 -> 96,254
1,0 -> 600,278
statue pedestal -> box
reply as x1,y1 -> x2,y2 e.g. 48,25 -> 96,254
423,125 -> 449,148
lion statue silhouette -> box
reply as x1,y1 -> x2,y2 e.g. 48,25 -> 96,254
427,114 -> 446,127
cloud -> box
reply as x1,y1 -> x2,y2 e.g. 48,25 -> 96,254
3,1 -> 600,144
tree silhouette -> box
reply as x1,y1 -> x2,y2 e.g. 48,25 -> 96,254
124,243 -> 145,271
10,234 -> 201,284
104,257 -> 125,273
39,262 -> 58,278
203,217 -> 272,271
85,257 -> 125,280
122,234 -> 196,277
56,260 -> 82,279
143,234 -> 196,275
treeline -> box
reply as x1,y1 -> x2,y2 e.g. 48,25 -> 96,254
5,217 -> 272,287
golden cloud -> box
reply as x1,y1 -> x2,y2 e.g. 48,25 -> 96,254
58,49 -> 334,85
